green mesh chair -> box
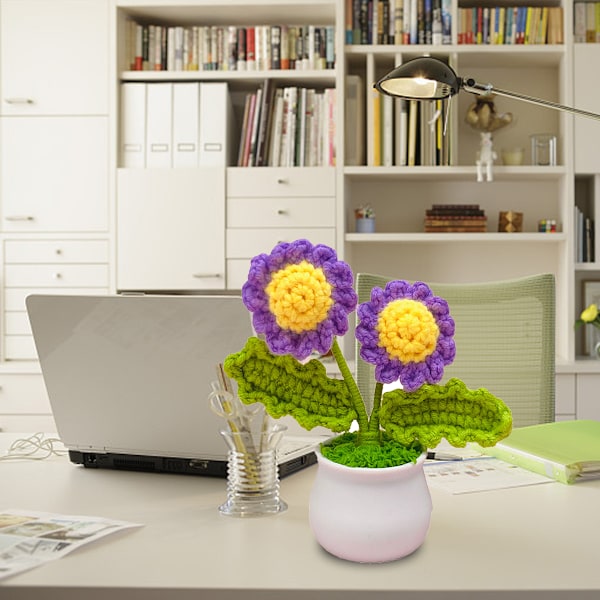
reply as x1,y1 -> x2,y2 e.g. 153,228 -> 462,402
355,273 -> 556,428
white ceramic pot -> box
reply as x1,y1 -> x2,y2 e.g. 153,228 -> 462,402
308,449 -> 432,563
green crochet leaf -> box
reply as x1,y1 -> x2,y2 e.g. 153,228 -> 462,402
379,378 -> 513,449
223,337 -> 356,432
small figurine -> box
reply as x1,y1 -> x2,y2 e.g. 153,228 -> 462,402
465,94 -> 513,183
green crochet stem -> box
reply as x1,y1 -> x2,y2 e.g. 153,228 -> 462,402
329,338 -> 370,437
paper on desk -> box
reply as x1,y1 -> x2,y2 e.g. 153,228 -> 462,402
0,509 -> 142,581
424,457 -> 554,494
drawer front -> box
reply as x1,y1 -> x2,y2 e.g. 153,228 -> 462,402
4,335 -> 38,360
4,264 -> 109,287
227,167 -> 335,197
0,373 -> 50,414
4,287 -> 109,312
227,197 -> 335,228
5,312 -> 31,335
227,259 -> 252,290
227,228 -> 337,258
5,239 -> 109,263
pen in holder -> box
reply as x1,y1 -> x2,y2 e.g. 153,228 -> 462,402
209,368 -> 287,517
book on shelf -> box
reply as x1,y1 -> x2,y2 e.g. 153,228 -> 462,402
481,420 -> 600,485
457,5 -> 563,45
125,21 -> 335,72
424,204 -> 487,232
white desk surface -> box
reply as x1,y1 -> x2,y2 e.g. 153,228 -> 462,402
1,433 -> 599,600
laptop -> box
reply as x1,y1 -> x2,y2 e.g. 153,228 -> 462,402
26,294 -> 329,478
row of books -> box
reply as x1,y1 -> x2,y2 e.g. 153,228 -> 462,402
126,21 -> 335,72
575,205 -> 595,263
369,95 -> 451,167
345,0 -> 452,45
457,6 -> 564,45
424,205 -> 487,233
237,81 -> 336,168
574,1 -> 600,43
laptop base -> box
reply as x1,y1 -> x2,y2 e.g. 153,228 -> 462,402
69,450 -> 316,479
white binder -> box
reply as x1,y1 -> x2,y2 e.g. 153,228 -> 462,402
199,82 -> 232,166
146,83 -> 173,168
172,83 -> 200,167
120,83 -> 147,168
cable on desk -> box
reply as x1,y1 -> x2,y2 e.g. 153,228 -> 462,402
0,432 -> 68,461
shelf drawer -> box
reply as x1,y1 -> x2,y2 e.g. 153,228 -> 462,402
226,228 -> 336,258
227,259 -> 251,290
4,335 -> 38,361
227,167 -> 335,197
5,312 -> 31,335
4,239 -> 109,263
227,196 -> 335,228
4,264 -> 109,287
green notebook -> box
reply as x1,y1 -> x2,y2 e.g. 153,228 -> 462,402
482,420 -> 600,484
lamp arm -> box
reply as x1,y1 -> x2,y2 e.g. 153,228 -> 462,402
461,79 -> 600,122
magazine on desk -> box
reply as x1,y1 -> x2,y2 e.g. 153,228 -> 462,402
481,420 -> 600,484
0,509 -> 141,580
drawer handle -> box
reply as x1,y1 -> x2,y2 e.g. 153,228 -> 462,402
53,272 -> 62,279
277,209 -> 288,215
192,273 -> 223,279
276,178 -> 288,184
55,248 -> 63,255
4,97 -> 34,105
5,215 -> 34,221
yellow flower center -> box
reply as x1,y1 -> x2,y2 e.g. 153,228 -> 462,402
377,298 -> 439,363
581,303 -> 599,323
266,261 -> 333,333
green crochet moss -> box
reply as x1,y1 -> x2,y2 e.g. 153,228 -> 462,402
320,432 -> 423,468
224,337 -> 357,432
379,378 -> 513,448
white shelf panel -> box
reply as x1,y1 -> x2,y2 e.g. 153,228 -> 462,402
121,69 -> 336,84
346,232 -> 567,243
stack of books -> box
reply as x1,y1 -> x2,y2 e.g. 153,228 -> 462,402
424,204 -> 487,233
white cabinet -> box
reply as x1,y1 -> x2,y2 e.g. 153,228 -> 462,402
0,0 -> 109,116
2,239 -> 109,360
226,167 -> 336,288
576,374 -> 600,420
0,372 -> 55,432
1,117 -> 109,232
117,168 -> 226,291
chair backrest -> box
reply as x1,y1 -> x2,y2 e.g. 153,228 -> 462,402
355,273 -> 555,427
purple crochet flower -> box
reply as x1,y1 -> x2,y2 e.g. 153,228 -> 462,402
242,239 -> 357,361
355,280 -> 456,392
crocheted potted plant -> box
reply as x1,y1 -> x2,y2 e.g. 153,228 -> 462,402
224,239 -> 512,563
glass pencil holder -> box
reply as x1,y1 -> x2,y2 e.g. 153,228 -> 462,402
218,423 -> 288,518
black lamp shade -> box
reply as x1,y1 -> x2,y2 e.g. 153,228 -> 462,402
374,57 -> 462,100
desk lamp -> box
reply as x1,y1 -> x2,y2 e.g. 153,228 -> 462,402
374,56 -> 600,121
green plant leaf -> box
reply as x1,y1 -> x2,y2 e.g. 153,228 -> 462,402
379,378 -> 513,448
224,337 -> 356,432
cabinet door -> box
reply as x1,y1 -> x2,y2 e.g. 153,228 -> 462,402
117,169 -> 226,291
0,116 -> 109,232
0,0 -> 109,115
574,45 -> 600,173
576,374 -> 600,420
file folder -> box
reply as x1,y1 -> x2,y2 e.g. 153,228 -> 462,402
172,83 -> 200,167
120,83 -> 147,168
146,82 -> 173,168
199,82 -> 232,166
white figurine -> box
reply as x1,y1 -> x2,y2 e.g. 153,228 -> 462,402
476,132 -> 496,183
465,94 -> 512,184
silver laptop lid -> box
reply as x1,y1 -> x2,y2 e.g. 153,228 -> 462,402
26,294 -> 255,460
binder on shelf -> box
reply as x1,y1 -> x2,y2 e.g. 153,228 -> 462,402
482,420 -> 600,484
146,82 -> 173,168
120,83 -> 147,168
172,83 -> 200,168
199,82 -> 232,166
